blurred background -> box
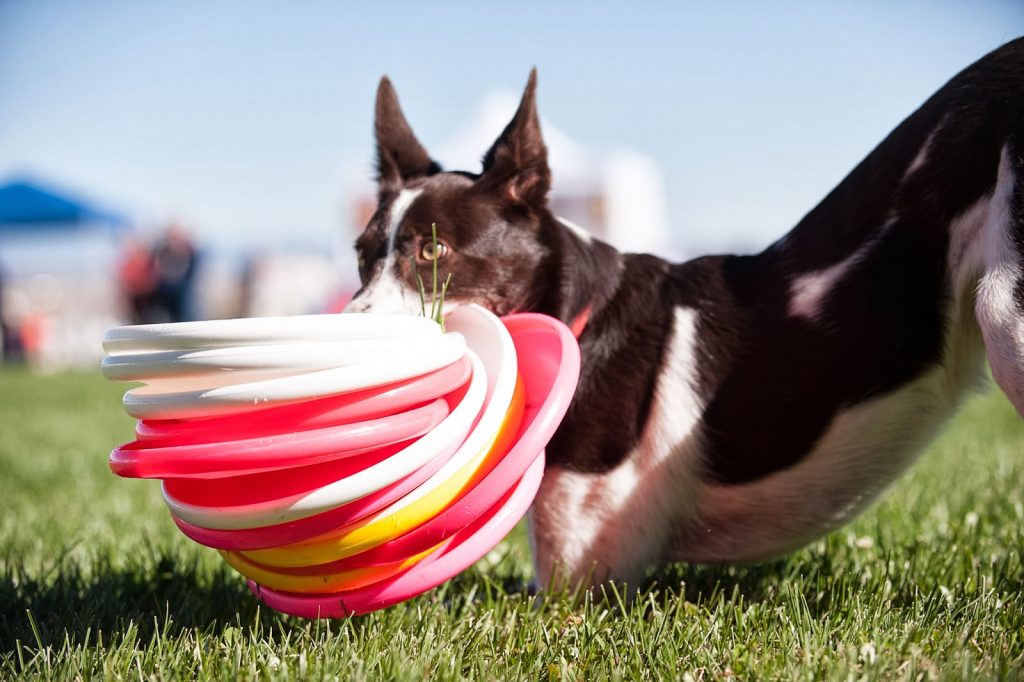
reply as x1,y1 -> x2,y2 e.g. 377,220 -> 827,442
0,0 -> 1021,371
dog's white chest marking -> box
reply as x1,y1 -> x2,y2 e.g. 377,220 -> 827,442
529,307 -> 706,588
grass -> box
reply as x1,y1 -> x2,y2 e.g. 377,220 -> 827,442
1,366 -> 1022,680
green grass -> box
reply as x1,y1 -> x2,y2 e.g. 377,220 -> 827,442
1,367 -> 1022,680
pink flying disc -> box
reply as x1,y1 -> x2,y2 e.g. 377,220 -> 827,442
295,312 -> 580,570
109,397 -> 450,479
134,357 -> 472,445
249,451 -> 545,617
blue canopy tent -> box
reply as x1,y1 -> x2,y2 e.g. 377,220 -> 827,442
0,177 -> 129,233
0,176 -> 132,277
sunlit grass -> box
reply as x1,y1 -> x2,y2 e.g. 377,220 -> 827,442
1,367 -> 1021,679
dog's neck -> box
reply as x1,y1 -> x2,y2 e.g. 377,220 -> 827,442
534,214 -> 626,335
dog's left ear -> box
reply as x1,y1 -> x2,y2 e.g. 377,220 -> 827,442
375,76 -> 441,190
477,68 -> 551,209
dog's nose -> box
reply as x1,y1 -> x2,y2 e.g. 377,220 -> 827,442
342,297 -> 370,313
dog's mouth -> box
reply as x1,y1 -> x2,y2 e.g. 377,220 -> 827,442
343,290 -> 470,318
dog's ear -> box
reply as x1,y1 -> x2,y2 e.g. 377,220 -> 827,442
375,76 -> 440,189
477,68 -> 551,208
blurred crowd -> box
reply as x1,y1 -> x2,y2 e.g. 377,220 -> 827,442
0,220 -> 350,372
117,225 -> 198,324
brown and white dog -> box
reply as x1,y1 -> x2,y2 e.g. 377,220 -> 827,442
347,38 -> 1024,591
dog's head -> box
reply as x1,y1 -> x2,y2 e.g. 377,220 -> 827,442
346,70 -> 560,317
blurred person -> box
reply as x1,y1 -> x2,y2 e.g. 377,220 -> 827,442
116,235 -> 158,323
152,224 -> 198,322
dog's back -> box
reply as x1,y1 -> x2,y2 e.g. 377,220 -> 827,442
349,38 -> 1024,589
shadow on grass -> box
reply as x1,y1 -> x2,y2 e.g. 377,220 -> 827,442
0,555 -> 281,657
649,559 -> 795,603
5,540 -> 1020,660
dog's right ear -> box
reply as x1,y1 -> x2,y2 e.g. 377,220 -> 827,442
477,68 -> 550,210
374,76 -> 440,189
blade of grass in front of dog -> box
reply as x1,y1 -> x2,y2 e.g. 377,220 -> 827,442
412,255 -> 427,318
412,226 -> 450,330
437,272 -> 452,332
430,223 -> 440,322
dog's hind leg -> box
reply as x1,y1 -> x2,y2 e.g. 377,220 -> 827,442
976,138 -> 1024,416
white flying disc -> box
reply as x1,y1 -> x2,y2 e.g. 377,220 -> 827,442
121,332 -> 467,419
101,336 -> 445,382
103,313 -> 441,355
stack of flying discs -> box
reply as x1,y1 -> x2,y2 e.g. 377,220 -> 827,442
101,305 -> 580,618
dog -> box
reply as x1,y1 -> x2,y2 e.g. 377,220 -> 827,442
346,38 -> 1024,591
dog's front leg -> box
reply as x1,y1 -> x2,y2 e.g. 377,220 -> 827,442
527,464 -> 655,592
526,307 -> 707,592
527,448 -> 703,593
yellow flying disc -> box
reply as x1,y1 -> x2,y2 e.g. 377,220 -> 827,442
220,543 -> 442,594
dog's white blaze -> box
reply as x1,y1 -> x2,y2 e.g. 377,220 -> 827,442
556,216 -> 593,244
976,145 -> 1024,414
386,189 -> 423,253
788,219 -> 894,321
529,307 -> 705,589
345,189 -> 424,315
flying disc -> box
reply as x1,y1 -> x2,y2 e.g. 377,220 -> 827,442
101,305 -> 582,618
102,313 -> 442,354
108,397 -> 450,479
249,451 -> 545,617
240,380 -> 523,568
106,334 -> 458,395
169,433 -> 459,550
162,351 -> 487,530
162,311 -> 578,555
241,304 -> 524,567
121,333 -> 467,419
134,356 -> 472,445
318,312 -> 581,570
220,541 -> 446,594
101,337 -> 439,382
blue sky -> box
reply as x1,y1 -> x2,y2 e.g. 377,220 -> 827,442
1,0 -> 1022,258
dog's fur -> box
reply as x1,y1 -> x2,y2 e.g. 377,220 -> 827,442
347,39 -> 1024,590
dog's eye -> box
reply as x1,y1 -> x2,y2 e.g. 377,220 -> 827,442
420,240 -> 450,262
